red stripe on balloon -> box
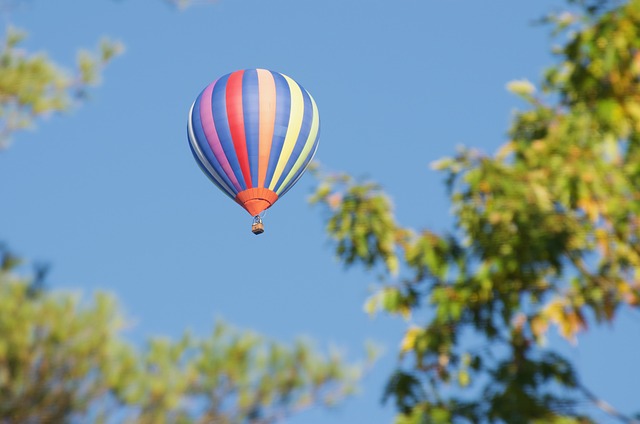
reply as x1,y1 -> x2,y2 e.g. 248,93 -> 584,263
226,70 -> 253,188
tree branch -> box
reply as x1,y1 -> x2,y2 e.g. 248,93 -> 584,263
578,382 -> 640,424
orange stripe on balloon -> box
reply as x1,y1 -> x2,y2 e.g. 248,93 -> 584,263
226,70 -> 253,188
257,70 -> 276,188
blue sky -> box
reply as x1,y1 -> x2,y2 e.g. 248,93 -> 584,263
1,0 -> 639,422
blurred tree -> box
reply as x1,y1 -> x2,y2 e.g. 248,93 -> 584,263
0,247 -> 362,423
0,26 -> 123,148
312,0 -> 640,423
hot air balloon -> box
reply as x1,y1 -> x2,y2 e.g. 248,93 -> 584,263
187,69 -> 320,235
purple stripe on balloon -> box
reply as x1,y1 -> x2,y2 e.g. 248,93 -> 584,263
189,100 -> 236,196
200,80 -> 243,192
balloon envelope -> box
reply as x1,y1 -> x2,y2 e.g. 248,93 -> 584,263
187,69 -> 320,216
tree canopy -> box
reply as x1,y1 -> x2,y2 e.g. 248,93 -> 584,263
0,247 -> 362,423
0,26 -> 122,148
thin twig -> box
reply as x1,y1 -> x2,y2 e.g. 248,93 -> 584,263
578,381 -> 640,424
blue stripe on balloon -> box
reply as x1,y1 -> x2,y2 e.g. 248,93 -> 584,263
242,69 -> 260,187
263,71 -> 291,188
191,92 -> 238,194
187,129 -> 235,199
272,86 -> 314,192
211,73 -> 247,191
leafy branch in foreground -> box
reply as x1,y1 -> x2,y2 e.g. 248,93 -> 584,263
0,27 -> 123,148
312,1 -> 640,423
0,247 -> 364,424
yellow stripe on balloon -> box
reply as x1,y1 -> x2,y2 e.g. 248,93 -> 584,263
276,94 -> 319,195
268,75 -> 304,191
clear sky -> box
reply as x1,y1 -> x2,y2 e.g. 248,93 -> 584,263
1,0 -> 638,422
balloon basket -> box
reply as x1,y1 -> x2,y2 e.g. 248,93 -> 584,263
251,216 -> 264,235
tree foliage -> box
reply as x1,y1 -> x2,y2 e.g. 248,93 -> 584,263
0,27 -> 123,148
0,247 -> 362,424
312,1 -> 640,422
